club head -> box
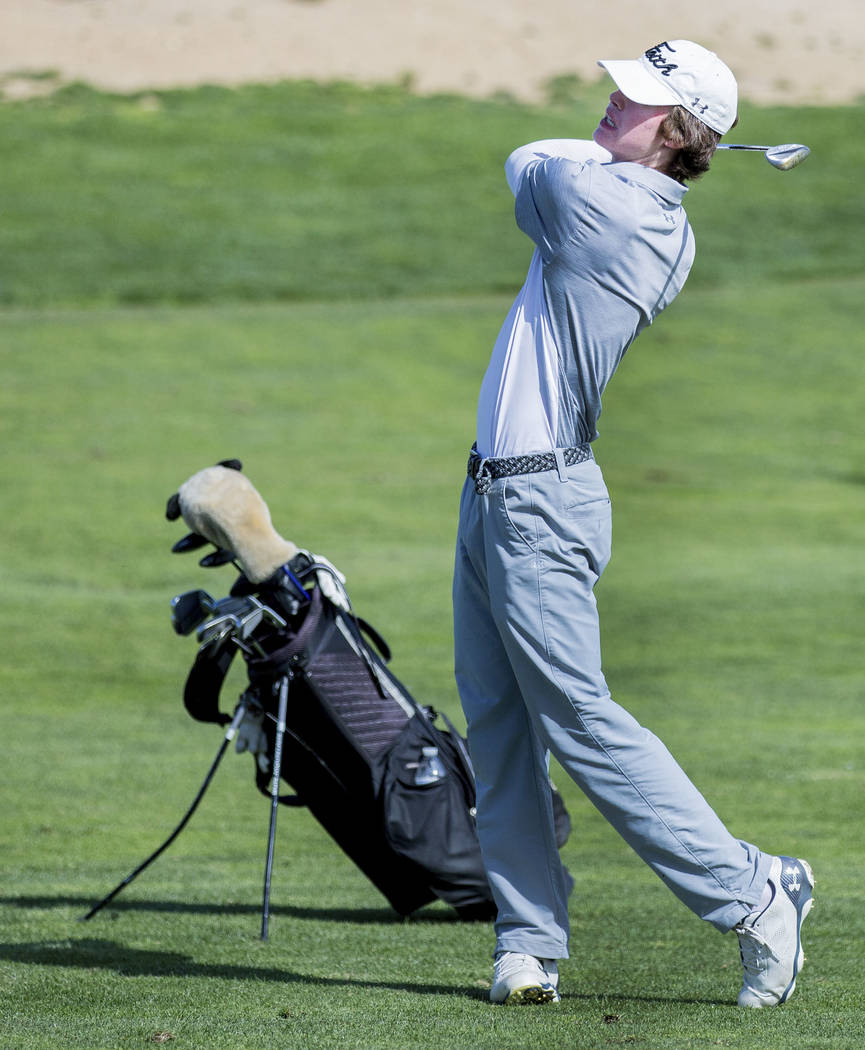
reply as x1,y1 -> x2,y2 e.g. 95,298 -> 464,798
764,143 -> 810,170
195,596 -> 260,643
170,590 -> 216,635
171,532 -> 209,554
199,548 -> 237,568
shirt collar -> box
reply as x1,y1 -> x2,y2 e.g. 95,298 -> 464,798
604,161 -> 688,204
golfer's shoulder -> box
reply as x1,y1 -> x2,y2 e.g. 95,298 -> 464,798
525,153 -> 606,219
595,164 -> 691,233
542,158 -> 659,216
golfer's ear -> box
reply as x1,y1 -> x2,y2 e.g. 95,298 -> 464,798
659,113 -> 683,152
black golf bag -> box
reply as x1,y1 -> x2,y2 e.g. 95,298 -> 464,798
181,555 -> 571,919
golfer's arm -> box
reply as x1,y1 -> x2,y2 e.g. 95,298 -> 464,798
505,139 -> 611,195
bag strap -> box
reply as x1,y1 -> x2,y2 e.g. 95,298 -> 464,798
355,617 -> 392,663
183,637 -> 237,725
437,708 -> 476,782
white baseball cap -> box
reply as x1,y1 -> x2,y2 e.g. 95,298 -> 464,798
597,40 -> 738,135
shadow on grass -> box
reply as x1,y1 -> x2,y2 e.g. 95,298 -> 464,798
0,937 -> 466,997
0,893 -> 471,924
0,937 -> 731,1006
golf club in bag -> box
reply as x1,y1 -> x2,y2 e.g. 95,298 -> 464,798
177,551 -> 572,923
83,544 -> 573,931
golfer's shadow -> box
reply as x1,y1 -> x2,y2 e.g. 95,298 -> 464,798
0,937 -> 467,997
0,893 -> 463,924
0,937 -> 731,1007
0,898 -> 732,1008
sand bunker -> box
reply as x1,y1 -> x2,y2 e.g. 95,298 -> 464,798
1,0 -> 862,105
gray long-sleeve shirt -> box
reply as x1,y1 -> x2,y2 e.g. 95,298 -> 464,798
476,141 -> 695,456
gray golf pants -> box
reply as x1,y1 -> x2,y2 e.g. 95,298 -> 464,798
453,456 -> 771,959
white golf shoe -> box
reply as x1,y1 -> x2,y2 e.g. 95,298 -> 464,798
735,855 -> 814,1007
490,952 -> 560,1005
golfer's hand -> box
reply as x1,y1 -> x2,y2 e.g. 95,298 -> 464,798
235,709 -> 270,774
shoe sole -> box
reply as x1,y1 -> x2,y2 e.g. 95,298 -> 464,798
777,857 -> 814,1005
501,984 -> 559,1005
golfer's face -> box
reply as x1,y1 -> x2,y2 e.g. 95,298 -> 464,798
593,90 -> 673,165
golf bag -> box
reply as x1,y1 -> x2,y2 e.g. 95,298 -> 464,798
181,556 -> 571,918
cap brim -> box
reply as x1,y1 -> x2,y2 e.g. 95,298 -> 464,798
597,59 -> 679,106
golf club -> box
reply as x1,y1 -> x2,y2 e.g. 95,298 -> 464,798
170,589 -> 216,636
195,595 -> 287,658
717,143 -> 810,170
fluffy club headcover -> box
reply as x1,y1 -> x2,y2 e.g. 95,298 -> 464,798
171,464 -> 297,584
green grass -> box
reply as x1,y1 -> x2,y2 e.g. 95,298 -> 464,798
1,78 -> 864,1048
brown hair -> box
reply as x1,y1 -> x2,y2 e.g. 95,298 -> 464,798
660,106 -> 735,183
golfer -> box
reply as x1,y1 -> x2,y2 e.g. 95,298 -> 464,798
452,40 -> 813,1007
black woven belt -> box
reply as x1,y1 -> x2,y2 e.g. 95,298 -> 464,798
467,443 -> 593,494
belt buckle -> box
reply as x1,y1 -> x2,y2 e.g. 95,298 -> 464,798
470,453 -> 492,495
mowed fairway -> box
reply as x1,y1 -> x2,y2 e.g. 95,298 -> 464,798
1,82 -> 863,1049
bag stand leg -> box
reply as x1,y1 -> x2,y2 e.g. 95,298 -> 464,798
80,701 -> 248,922
261,674 -> 289,941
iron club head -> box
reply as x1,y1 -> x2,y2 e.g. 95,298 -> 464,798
170,589 -> 216,635
717,142 -> 810,171
764,143 -> 810,170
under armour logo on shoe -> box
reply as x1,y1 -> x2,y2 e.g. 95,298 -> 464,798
786,865 -> 802,892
